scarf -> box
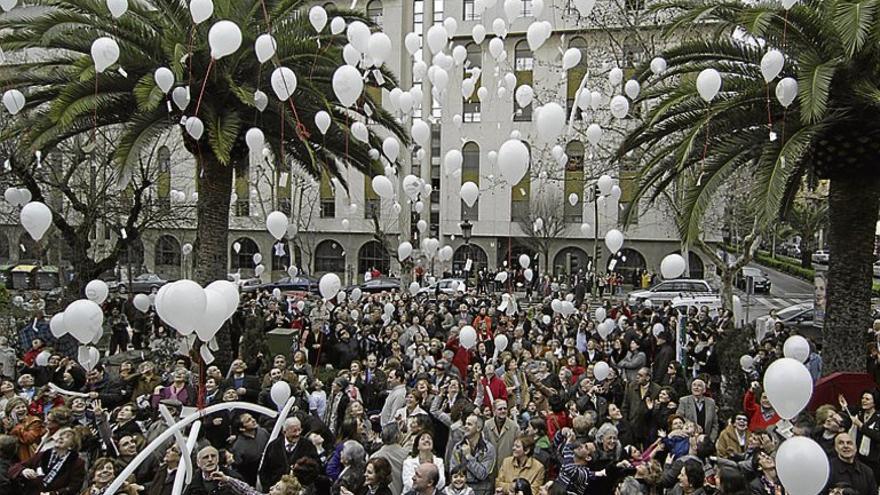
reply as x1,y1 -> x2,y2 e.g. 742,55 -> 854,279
43,449 -> 70,486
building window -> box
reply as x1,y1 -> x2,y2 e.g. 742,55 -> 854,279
364,174 -> 381,220
461,142 -> 479,221
463,43 -> 481,123
366,0 -> 383,27
155,235 -> 181,266
358,241 -> 391,279
320,170 -> 335,218
521,0 -> 532,16
567,37 -> 589,117
156,146 -> 171,210
234,163 -> 250,216
433,0 -> 444,25
314,240 -> 345,273
463,0 -> 478,20
229,237 -> 259,270
514,41 -> 533,121
626,0 -> 645,11
564,141 -> 585,223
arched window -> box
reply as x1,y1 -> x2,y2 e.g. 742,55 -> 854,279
553,247 -> 590,277
0,233 -> 10,262
230,237 -> 259,271
609,248 -> 646,286
453,244 -> 488,276
670,251 -> 706,279
157,146 -> 171,208
366,0 -> 383,26
357,241 -> 390,279
314,240 -> 345,274
513,40 -> 533,121
155,235 -> 181,279
463,43 -> 482,123
511,143 -> 530,222
564,141 -> 585,223
271,240 -> 291,274
566,37 -> 589,116
461,142 -> 480,221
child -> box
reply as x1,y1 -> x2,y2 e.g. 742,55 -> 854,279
443,465 -> 475,495
309,379 -> 327,418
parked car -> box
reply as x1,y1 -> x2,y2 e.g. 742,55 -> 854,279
116,273 -> 169,294
671,293 -> 742,328
755,302 -> 816,341
350,277 -> 401,293
261,276 -> 319,294
812,250 -> 830,264
418,278 -> 467,296
627,279 -> 714,305
736,267 -> 771,293
239,277 -> 263,293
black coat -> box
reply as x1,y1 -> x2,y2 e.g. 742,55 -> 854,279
259,436 -> 319,489
827,457 -> 877,495
184,468 -> 243,495
652,343 -> 675,383
223,375 -> 261,403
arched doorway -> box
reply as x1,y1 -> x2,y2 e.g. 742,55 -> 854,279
230,237 -> 259,275
271,239 -> 291,277
609,247 -> 646,287
553,247 -> 590,277
314,240 -> 345,275
453,244 -> 488,276
154,235 -> 181,279
671,251 -> 705,279
358,240 -> 390,280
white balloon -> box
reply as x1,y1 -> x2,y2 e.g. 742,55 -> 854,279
371,175 -> 394,199
399,90 -> 415,112
498,139 -> 530,185
2,89 -> 25,115
472,24 -> 487,44
368,33 -> 393,65
460,182 -> 480,207
333,65 -> 364,107
254,264 -> 265,277
347,21 -> 371,52
477,86 -> 489,100
171,86 -> 190,111
651,322 -> 665,337
590,91 -> 602,110
597,174 -> 613,195
78,345 -> 101,372
452,45 -> 467,66
266,211 -> 289,240
196,288 -> 229,342
775,77 -> 798,108
319,273 -> 341,300
518,254 -> 530,269
776,437 -> 829,495
343,44 -> 360,67
190,0 -> 213,24
536,102 -> 566,141
574,0 -> 596,16
593,361 -> 610,381
0,0 -> 15,12
18,188 -> 31,204
309,6 -> 328,33
404,32 -> 421,56
585,123 -> 602,146
526,21 -> 548,51
315,111 -> 331,135
696,68 -> 722,102
760,49 -> 784,82
64,299 -> 104,344
595,307 -> 606,322
133,294 -> 151,313
270,381 -> 291,408
20,201 -> 52,241
206,280 -> 240,319
382,137 -> 400,163
253,253 -> 263,265
50,313 -> 67,337
426,25 -> 448,54
410,119 -> 431,148
493,18 -> 508,38
604,229 -> 624,253
624,79 -> 640,100
740,354 -> 755,371
154,67 -> 174,94
245,128 -> 264,154
781,0 -> 798,9
438,245 -> 454,262
445,150 -> 463,176
488,37 -> 504,60
85,280 -> 109,304
398,242 -> 413,261
783,335 -> 810,363
271,67 -> 297,101
460,325 -> 477,349
763,357 -> 813,419
568,193 -> 579,206
233,241 -> 241,253
514,85 -> 533,108
650,57 -> 667,75
562,48 -> 582,70
91,37 -> 120,73
330,16 -> 345,34
208,20 -> 242,59
3,187 -> 20,206
660,254 -> 686,279
185,116 -> 204,140
609,67 -> 623,86
159,280 -> 207,335
609,95 -> 630,119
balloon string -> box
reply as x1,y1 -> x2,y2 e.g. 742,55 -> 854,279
765,83 -> 773,135
258,0 -> 273,33
280,102 -> 285,170
194,58 -> 215,117
92,75 -> 99,141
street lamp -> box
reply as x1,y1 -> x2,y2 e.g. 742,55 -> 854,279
459,218 -> 473,281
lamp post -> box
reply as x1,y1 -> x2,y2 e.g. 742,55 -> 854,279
459,217 -> 473,283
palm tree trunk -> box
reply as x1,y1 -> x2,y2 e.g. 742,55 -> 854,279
823,173 -> 880,374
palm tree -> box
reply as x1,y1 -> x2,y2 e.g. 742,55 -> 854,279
0,0 -> 406,286
617,0 -> 880,373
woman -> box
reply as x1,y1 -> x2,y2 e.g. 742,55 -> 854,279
332,440 -> 367,495
715,466 -> 749,495
4,397 -> 45,461
645,387 -> 677,442
203,388 -> 239,448
152,369 -> 195,408
27,385 -> 65,418
0,434 -> 18,492
617,340 -> 646,383
840,389 -> 880,480
212,471 -> 302,495
12,427 -> 85,495
326,418 -> 360,481
344,457 -> 392,495
80,457 -> 142,495
502,358 -> 530,410
107,403 -> 144,443
402,432 -> 446,492
748,449 -> 785,495
495,435 -> 545,494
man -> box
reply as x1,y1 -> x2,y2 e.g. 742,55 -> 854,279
479,363 -> 508,407
676,378 -> 719,440
405,462 -> 442,495
82,364 -> 129,410
450,413 -> 496,495
259,416 -> 318,488
557,428 -> 605,495
229,413 -> 270,485
223,359 -> 260,403
583,338 -> 604,365
483,399 -> 519,465
380,367 -> 406,427
652,332 -> 675,382
361,353 -> 387,412
146,444 -> 181,495
184,446 -> 242,495
621,367 -> 660,446
827,432 -> 877,495
260,355 -> 298,389
370,424 -> 408,495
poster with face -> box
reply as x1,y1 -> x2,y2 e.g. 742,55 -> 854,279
814,272 -> 827,328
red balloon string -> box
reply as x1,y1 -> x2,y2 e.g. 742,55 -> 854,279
193,58 -> 215,117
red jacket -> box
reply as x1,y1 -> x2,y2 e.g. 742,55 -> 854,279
481,375 -> 508,407
546,410 -> 572,438
743,389 -> 781,431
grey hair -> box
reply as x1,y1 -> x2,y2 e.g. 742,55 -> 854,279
380,423 -> 401,445
595,422 -> 619,443
283,417 -> 300,429
617,476 -> 643,495
341,440 -> 366,467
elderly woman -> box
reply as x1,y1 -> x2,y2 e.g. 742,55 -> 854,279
403,432 -> 446,492
4,397 -> 45,460
13,427 -> 85,495
495,435 -> 545,494
152,369 -> 195,408
80,457 -> 142,495
332,440 -> 367,495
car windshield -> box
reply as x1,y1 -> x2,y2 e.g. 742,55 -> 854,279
742,268 -> 760,276
777,304 -> 810,319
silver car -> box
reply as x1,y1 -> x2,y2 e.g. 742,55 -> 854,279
627,279 -> 714,304
418,278 -> 467,296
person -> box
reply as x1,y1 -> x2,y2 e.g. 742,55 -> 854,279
839,390 -> 880,480
0,434 -> 19,492
676,378 -> 719,441
224,359 -> 260,403
403,432 -> 447,492
185,445 -> 244,495
230,412 -> 270,485
345,457 -> 392,495
370,424 -> 408,495
12,427 -> 85,495
443,465 -> 475,495
210,470 -> 302,495
557,428 -> 607,495
450,414 -> 496,495
748,449 -> 784,495
495,435 -> 545,494
259,416 -> 319,489
80,457 -> 142,495
5,396 -> 45,461
380,367 -> 406,428
332,440 -> 367,495
621,367 -> 659,446
674,460 -> 707,495
146,444 -> 181,495
406,462 -> 443,495
743,382 -> 780,432
827,432 -> 877,495
715,412 -> 750,459
484,399 -> 520,466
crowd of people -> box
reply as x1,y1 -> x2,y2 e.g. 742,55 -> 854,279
0,273 -> 878,495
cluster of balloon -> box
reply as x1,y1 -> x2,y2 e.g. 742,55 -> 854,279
57,299 -> 104,345
4,187 -> 31,206
153,279 -> 240,350
660,253 -> 686,279
20,201 -> 52,241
